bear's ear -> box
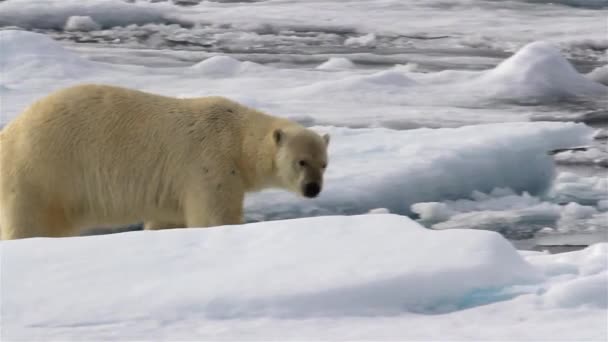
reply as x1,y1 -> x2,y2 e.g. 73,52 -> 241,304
322,133 -> 330,146
273,129 -> 284,146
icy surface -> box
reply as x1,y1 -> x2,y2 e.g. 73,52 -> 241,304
1,30 -> 606,131
0,0 -> 188,30
1,3 -> 607,339
411,173 -> 608,240
0,29 -> 601,227
1,215 -> 607,340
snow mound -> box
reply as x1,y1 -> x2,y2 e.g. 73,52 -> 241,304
0,0 -> 188,30
191,56 -> 264,77
64,15 -> 101,32
316,57 -> 356,70
0,30 -> 100,82
473,41 -> 607,103
245,122 -> 594,222
0,215 -> 540,334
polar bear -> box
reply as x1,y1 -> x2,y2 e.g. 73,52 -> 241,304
0,84 -> 329,240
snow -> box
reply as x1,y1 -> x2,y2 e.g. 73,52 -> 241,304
64,16 -> 101,32
1,2 -> 607,339
1,214 -> 606,340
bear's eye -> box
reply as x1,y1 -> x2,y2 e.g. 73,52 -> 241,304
298,160 -> 307,167
322,163 -> 327,169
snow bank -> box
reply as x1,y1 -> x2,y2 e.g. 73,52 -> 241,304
471,41 -> 608,103
245,122 -> 594,221
0,214 -> 538,338
2,215 -> 606,340
0,0 -> 188,30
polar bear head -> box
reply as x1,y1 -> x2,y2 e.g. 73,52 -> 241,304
273,127 -> 329,198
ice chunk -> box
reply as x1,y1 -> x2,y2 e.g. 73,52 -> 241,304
472,41 -> 607,103
2,214 -> 606,340
0,215 -> 540,326
64,15 -> 101,32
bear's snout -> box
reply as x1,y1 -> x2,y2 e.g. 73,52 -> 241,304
303,182 -> 321,198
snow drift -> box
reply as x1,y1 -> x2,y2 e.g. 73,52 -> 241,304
1,214 -> 606,340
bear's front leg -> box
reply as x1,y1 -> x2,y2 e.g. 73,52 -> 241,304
183,182 -> 245,228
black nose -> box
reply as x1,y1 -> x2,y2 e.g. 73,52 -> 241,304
303,182 -> 321,198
